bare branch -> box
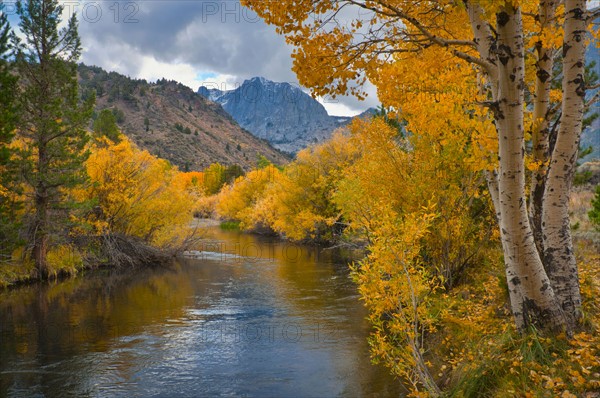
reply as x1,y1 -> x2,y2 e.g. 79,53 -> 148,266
450,48 -> 494,70
587,82 -> 600,90
587,6 -> 600,21
343,0 -> 491,70
585,91 -> 600,111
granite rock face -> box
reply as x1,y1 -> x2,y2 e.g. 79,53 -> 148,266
199,77 -> 352,153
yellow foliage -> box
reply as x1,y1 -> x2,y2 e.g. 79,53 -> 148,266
353,207 -> 441,392
215,114 -> 496,394
327,117 -> 493,394
337,118 -> 493,288
174,171 -> 205,198
0,247 -> 35,287
77,137 -> 196,247
202,163 -> 227,195
46,245 -> 84,277
194,194 -> 219,219
216,1 -> 600,392
441,252 -> 600,397
260,131 -> 359,241
215,131 -> 359,241
215,165 -> 281,229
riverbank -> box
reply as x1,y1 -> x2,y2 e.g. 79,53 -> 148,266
190,218 -> 222,228
0,218 -> 234,289
0,233 -> 194,289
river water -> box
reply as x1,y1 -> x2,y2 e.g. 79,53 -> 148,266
0,227 -> 402,397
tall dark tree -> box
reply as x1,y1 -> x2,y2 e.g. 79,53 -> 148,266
0,2 -> 20,260
12,0 -> 94,277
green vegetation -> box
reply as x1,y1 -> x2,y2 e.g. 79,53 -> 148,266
112,107 -> 125,123
202,162 -> 245,195
0,4 -> 21,261
174,122 -> 192,135
573,170 -> 593,186
12,0 -> 95,278
256,154 -> 271,169
93,109 -> 121,142
589,185 -> 600,231
219,221 -> 241,230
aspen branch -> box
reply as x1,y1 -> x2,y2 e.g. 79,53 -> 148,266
587,6 -> 600,21
344,0 -> 491,70
585,91 -> 600,110
587,82 -> 600,90
464,1 -> 499,80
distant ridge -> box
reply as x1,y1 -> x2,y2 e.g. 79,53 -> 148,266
78,64 -> 289,171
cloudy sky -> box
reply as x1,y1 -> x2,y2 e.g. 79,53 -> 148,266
8,0 -> 379,116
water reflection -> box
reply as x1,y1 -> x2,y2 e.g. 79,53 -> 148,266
0,227 -> 402,397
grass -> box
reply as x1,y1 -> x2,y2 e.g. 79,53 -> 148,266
219,220 -> 241,230
570,185 -> 600,247
0,245 -> 85,288
0,259 -> 36,288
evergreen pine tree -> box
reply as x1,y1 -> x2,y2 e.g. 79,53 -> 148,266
93,109 -> 120,143
0,3 -> 21,260
12,0 -> 94,277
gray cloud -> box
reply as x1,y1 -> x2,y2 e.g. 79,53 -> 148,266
75,0 -> 378,114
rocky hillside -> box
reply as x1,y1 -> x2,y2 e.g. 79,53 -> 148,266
78,65 -> 289,171
199,77 -> 353,153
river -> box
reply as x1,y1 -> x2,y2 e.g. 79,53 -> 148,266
0,227 -> 402,397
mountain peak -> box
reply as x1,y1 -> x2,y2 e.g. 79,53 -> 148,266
242,77 -> 302,92
198,76 -> 339,153
246,76 -> 269,85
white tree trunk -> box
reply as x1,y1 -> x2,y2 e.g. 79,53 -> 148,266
529,0 -> 558,254
541,0 -> 585,328
492,5 -> 566,331
486,170 -> 525,319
